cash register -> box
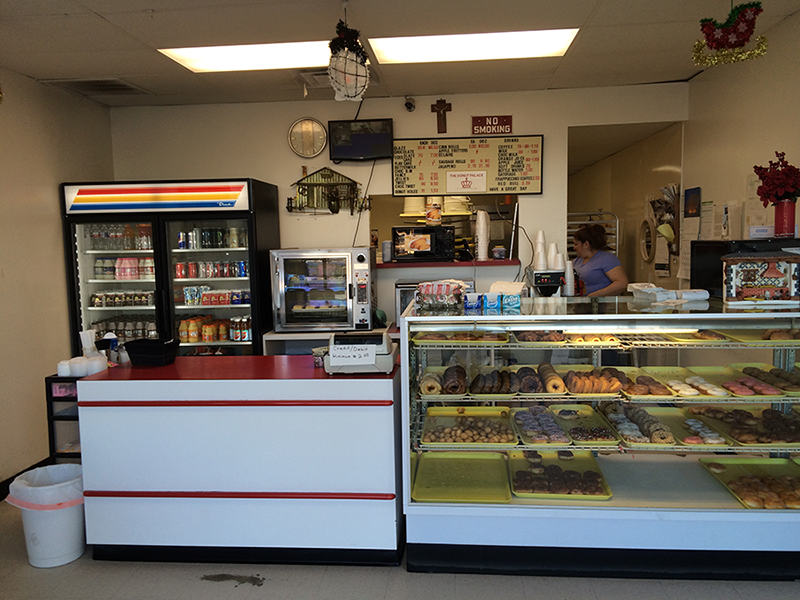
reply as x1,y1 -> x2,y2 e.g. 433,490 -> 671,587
323,331 -> 399,374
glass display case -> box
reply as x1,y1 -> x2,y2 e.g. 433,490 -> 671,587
399,297 -> 800,578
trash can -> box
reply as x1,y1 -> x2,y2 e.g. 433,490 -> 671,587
5,464 -> 85,568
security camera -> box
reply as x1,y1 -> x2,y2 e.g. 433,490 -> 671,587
404,97 -> 416,112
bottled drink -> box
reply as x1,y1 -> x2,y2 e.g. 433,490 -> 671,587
123,224 -> 136,250
110,224 -> 122,250
135,321 -> 145,340
231,317 -> 241,341
115,258 -> 124,280
188,319 -> 200,344
94,259 -> 104,280
103,258 -> 115,280
228,227 -> 239,248
178,320 -> 189,343
99,224 -> 110,250
138,258 -> 146,280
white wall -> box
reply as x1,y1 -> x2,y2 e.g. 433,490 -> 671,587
0,68 -> 113,482
684,11 -> 800,233
110,84 -> 688,309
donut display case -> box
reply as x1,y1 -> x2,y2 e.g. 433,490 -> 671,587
399,297 -> 800,578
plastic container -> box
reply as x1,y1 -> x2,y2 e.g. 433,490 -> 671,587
124,338 -> 179,366
5,464 -> 85,568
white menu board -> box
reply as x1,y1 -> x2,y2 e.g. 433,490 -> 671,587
392,135 -> 543,196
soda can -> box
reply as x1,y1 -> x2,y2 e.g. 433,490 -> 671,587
187,231 -> 197,249
175,262 -> 187,279
237,260 -> 247,278
212,262 -> 220,278
220,261 -> 230,278
187,262 -> 198,278
201,228 -> 212,248
243,290 -> 251,304
177,231 -> 187,249
231,290 -> 242,305
197,261 -> 207,278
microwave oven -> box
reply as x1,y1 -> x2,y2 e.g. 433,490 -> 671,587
391,226 -> 455,262
270,247 -> 375,332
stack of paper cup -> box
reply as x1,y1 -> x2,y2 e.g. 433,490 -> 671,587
57,360 -> 71,376
535,230 -> 546,246
475,210 -> 490,261
86,355 -> 108,375
554,253 -> 566,271
562,260 -> 575,296
546,243 -> 558,269
68,357 -> 88,377
533,250 -> 548,270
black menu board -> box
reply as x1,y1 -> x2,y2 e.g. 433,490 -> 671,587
392,135 -> 543,196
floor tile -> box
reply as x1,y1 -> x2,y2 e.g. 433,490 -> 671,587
522,574 -> 598,600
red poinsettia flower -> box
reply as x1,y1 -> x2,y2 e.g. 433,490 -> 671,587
754,152 -> 800,207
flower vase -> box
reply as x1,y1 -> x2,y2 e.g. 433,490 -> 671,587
774,198 -> 797,238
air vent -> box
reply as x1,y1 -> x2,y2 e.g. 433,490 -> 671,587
295,69 -> 331,89
40,78 -> 152,97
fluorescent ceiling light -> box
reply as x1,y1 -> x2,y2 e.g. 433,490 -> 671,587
159,41 -> 331,72
370,29 -> 579,64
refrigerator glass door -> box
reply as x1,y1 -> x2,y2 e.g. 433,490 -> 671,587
75,221 -> 158,343
166,218 -> 252,355
278,254 -> 353,330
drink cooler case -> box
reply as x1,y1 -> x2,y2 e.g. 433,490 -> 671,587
60,179 -> 281,357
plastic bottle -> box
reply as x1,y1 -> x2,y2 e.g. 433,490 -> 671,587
187,319 -> 200,344
94,259 -> 104,280
146,321 -> 158,339
99,224 -> 110,250
123,224 -> 136,250
178,320 -> 189,343
103,258 -> 115,280
218,321 -> 228,341
135,321 -> 145,340
231,317 -> 241,341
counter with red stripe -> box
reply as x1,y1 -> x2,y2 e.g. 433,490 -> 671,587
77,356 -> 402,561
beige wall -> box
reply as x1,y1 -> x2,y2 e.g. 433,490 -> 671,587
568,123 -> 683,288
684,11 -> 800,238
109,84 -> 689,275
0,68 -> 113,482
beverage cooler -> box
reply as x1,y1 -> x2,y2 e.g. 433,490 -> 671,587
61,179 -> 280,357
270,247 -> 376,332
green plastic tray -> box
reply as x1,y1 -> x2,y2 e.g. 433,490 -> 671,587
412,452 -> 511,503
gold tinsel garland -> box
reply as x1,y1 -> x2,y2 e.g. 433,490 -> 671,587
693,35 -> 767,66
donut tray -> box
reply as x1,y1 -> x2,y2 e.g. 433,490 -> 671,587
665,331 -> 730,344
551,404 -> 621,447
511,331 -> 567,346
687,404 -> 800,448
726,362 -> 800,397
511,407 -> 571,446
417,367 -> 464,399
508,450 -> 612,500
411,451 -> 512,504
554,365 -> 623,398
615,366 -> 677,400
419,406 -> 518,447
411,331 -> 509,345
687,366 -> 787,399
699,457 -> 800,509
718,330 -> 800,345
600,406 -> 737,449
562,334 -> 619,346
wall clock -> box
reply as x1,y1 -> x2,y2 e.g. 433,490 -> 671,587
288,117 -> 327,158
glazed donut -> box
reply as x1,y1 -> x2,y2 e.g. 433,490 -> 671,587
707,462 -> 727,474
419,372 -> 443,395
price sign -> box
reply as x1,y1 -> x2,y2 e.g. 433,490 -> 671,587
392,134 -> 543,196
328,344 -> 376,366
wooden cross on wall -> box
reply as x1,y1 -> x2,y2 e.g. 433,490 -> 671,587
431,98 -> 451,134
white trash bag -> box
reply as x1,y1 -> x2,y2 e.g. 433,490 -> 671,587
6,464 -> 85,568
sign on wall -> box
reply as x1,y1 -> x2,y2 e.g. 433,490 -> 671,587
392,135 -> 543,196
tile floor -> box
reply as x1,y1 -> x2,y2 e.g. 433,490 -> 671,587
2,501 -> 800,600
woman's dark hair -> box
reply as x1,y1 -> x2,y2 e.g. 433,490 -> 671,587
573,224 -> 609,251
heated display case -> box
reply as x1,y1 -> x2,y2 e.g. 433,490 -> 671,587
400,297 -> 800,578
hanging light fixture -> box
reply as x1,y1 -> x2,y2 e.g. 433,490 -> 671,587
328,2 -> 369,102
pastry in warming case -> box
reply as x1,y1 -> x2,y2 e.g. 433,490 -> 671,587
399,296 -> 800,578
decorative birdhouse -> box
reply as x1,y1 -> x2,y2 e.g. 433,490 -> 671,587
722,251 -> 800,303
289,167 -> 363,214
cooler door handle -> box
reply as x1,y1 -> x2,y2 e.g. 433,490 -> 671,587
273,258 -> 281,310
348,283 -> 354,299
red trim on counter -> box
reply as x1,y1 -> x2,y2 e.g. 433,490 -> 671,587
81,356 -> 399,382
84,490 -> 396,500
78,400 -> 393,407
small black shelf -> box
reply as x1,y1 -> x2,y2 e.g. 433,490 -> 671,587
45,374 -> 82,463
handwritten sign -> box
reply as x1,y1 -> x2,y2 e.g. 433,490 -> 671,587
328,344 -> 376,366
392,135 -> 542,196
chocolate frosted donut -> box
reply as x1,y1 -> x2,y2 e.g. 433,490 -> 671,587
520,375 -> 543,393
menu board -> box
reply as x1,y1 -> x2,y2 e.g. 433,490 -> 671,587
392,135 -> 543,196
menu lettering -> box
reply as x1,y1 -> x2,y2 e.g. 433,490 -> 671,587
392,135 -> 543,196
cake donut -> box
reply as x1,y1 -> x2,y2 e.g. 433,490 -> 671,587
538,362 -> 566,394
419,371 -> 443,395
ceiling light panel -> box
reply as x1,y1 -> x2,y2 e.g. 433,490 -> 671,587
369,29 -> 579,64
159,41 -> 331,72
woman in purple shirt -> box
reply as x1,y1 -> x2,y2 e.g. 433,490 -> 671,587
572,224 -> 628,297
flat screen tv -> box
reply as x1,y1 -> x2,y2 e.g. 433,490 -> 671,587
328,119 -> 394,161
